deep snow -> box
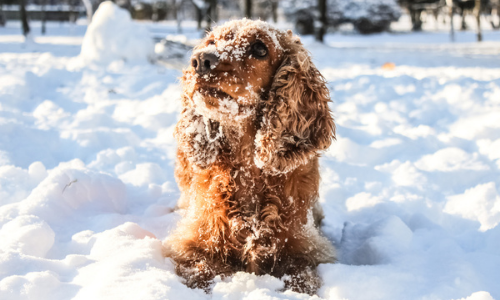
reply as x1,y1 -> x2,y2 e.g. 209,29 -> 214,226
1,4 -> 500,300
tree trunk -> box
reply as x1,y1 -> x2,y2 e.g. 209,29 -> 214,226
0,0 -> 6,27
41,0 -> 46,35
475,0 -> 482,41
19,0 -> 30,37
491,2 -> 500,29
196,6 -> 202,30
270,0 -> 278,23
176,1 -> 182,33
446,0 -> 455,42
315,0 -> 326,42
204,0 -> 217,32
245,0 -> 252,19
410,8 -> 423,31
69,0 -> 76,23
81,0 -> 93,23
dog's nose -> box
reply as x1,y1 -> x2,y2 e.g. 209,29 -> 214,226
191,52 -> 219,75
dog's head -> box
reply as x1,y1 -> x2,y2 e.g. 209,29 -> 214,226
180,19 -> 335,173
182,19 -> 286,123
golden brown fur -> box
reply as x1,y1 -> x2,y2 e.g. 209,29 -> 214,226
164,19 -> 336,295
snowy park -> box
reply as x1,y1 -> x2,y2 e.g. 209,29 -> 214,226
1,1 -> 500,299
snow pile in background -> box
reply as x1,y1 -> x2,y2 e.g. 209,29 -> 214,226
1,19 -> 500,300
80,1 -> 153,64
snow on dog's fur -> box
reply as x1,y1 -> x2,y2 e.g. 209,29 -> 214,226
163,19 -> 336,295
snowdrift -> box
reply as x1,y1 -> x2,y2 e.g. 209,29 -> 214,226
80,1 -> 154,64
1,19 -> 500,300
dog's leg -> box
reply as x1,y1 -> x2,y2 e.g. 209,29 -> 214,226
166,163 -> 236,290
174,149 -> 193,210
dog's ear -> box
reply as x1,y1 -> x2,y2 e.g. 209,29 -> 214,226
255,41 -> 335,175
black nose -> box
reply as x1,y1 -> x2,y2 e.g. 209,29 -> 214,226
191,52 -> 219,75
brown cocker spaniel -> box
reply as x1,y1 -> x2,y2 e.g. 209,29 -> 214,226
164,19 -> 336,295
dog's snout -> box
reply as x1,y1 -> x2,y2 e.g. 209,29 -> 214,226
191,52 -> 219,75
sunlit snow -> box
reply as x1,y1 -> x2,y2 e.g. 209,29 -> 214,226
1,2 -> 500,300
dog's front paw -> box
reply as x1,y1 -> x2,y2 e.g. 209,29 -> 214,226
282,266 -> 321,296
176,260 -> 216,293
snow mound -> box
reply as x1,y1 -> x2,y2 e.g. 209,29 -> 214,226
0,215 -> 55,257
445,182 -> 500,231
340,216 -> 413,265
457,292 -> 495,300
415,148 -> 489,172
2,18 -> 500,300
70,224 -> 204,300
211,272 -> 301,300
80,1 -> 153,64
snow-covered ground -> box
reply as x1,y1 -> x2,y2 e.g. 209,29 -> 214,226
1,5 -> 500,300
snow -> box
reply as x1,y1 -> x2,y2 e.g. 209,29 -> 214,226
445,182 -> 500,232
80,1 -> 154,64
1,15 -> 500,300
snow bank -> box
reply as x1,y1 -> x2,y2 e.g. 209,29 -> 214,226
2,20 -> 500,300
445,182 -> 500,231
0,215 -> 55,257
80,1 -> 153,64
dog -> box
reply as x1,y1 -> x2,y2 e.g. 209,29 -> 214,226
164,19 -> 336,295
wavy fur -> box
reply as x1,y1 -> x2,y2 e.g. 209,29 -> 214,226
164,19 -> 336,295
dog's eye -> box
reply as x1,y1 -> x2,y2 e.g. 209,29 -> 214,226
250,41 -> 268,59
208,40 -> 215,45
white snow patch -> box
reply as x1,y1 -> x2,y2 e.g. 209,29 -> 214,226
477,138 -> 500,163
340,216 -> 413,265
393,124 -> 436,140
369,138 -> 402,149
0,215 -> 55,257
33,100 -> 71,130
80,1 -> 153,64
445,182 -> 500,231
0,164 -> 128,227
119,163 -> 168,187
0,271 -> 67,300
455,291 -> 495,300
212,273 -> 285,300
449,111 -> 500,140
2,18 -> 500,300
415,148 -> 489,172
345,192 -> 383,211
375,160 -> 427,188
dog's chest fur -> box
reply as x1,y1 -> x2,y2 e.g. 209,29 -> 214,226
211,121 -> 291,273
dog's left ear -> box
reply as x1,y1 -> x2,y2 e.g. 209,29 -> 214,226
255,40 -> 335,175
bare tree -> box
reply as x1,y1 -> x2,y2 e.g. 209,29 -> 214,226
491,0 -> 500,29
270,0 -> 278,23
474,0 -> 482,41
315,0 -> 326,42
19,0 -> 30,37
446,0 -> 455,42
204,0 -> 217,32
176,0 -> 203,31
196,5 -> 202,29
0,0 -> 6,27
41,0 -> 46,34
245,0 -> 252,18
82,0 -> 93,23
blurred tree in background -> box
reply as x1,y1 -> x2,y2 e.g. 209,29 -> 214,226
1,0 -> 498,42
19,0 -> 30,36
316,0 -> 326,42
245,0 -> 251,18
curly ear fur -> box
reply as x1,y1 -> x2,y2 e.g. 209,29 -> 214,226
255,39 -> 336,175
